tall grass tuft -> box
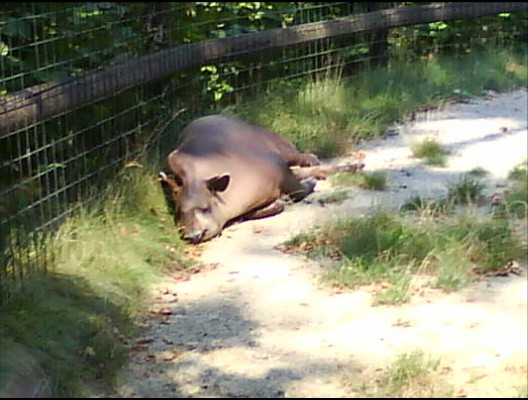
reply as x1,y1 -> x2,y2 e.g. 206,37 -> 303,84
0,163 -> 191,397
228,47 -> 527,159
283,208 -> 525,298
411,138 -> 449,167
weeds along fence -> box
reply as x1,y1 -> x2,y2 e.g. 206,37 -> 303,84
0,2 -> 527,307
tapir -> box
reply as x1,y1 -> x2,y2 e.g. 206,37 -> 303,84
159,114 -> 363,243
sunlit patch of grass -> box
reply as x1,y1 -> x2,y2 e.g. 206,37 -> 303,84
499,159 -> 528,219
0,164 -> 192,396
411,138 -> 449,166
375,350 -> 452,397
322,190 -> 349,204
429,247 -> 473,292
228,47 -> 527,159
347,349 -> 453,398
282,208 -> 525,298
372,268 -> 412,306
331,171 -> 387,190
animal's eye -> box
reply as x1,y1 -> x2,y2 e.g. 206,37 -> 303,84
199,207 -> 210,214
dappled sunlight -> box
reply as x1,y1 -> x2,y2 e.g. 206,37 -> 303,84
110,87 -> 527,398
356,89 -> 527,186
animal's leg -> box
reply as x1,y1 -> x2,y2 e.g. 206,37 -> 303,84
292,162 -> 365,180
243,199 -> 286,221
296,152 -> 321,167
280,169 -> 316,202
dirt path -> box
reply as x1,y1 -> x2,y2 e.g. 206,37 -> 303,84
109,88 -> 528,398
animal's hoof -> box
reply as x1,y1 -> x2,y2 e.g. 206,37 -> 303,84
300,153 -> 321,167
345,163 -> 365,173
301,177 -> 317,194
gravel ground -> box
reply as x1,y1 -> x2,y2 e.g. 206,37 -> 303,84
106,88 -> 528,398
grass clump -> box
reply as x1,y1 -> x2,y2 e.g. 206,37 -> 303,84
467,167 -> 489,178
447,175 -> 486,205
282,208 -> 525,298
228,47 -> 527,159
411,138 -> 449,166
331,171 -> 387,190
400,195 -> 451,215
322,190 -> 349,204
372,350 -> 451,398
348,350 -> 453,398
400,175 -> 487,217
0,164 -> 191,397
495,159 -> 528,218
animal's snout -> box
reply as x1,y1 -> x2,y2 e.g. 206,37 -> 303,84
183,229 -> 206,244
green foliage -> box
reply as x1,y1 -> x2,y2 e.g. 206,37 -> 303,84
322,190 -> 348,204
229,45 -> 527,158
0,165 -> 192,396
1,3 -> 527,395
492,160 -> 528,219
467,167 -> 489,178
411,138 -> 449,166
283,208 -> 525,296
447,175 -> 486,205
390,11 -> 528,60
504,160 -> 528,218
400,195 -> 451,215
375,350 -> 450,398
372,269 -> 412,306
349,349 -> 454,398
331,171 -> 387,191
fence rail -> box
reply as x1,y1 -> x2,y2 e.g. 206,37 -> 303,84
1,2 -> 526,133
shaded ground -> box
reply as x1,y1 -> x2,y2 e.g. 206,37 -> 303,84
107,88 -> 528,398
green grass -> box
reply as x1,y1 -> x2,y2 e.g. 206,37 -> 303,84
467,167 -> 489,178
322,190 -> 349,204
0,164 -> 192,397
331,171 -> 387,190
373,350 -> 451,398
447,175 -> 486,205
496,159 -> 528,218
400,174 -> 487,217
283,208 -> 526,298
2,43 -> 527,397
348,350 -> 453,398
227,47 -> 527,159
410,138 -> 449,166
400,195 -> 452,215
372,268 -> 412,306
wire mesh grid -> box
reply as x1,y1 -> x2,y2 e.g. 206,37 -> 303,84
1,2 -> 526,307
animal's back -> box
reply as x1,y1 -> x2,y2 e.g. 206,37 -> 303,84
178,114 -> 305,165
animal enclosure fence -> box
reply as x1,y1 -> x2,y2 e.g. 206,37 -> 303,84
0,2 -> 527,307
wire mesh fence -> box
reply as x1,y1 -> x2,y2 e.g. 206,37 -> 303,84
1,2 -> 527,307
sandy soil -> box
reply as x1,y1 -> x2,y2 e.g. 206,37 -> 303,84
108,88 -> 528,398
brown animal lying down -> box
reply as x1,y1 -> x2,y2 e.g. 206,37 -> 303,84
159,114 -> 364,244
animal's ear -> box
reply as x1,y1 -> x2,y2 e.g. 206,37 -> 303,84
206,173 -> 230,193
